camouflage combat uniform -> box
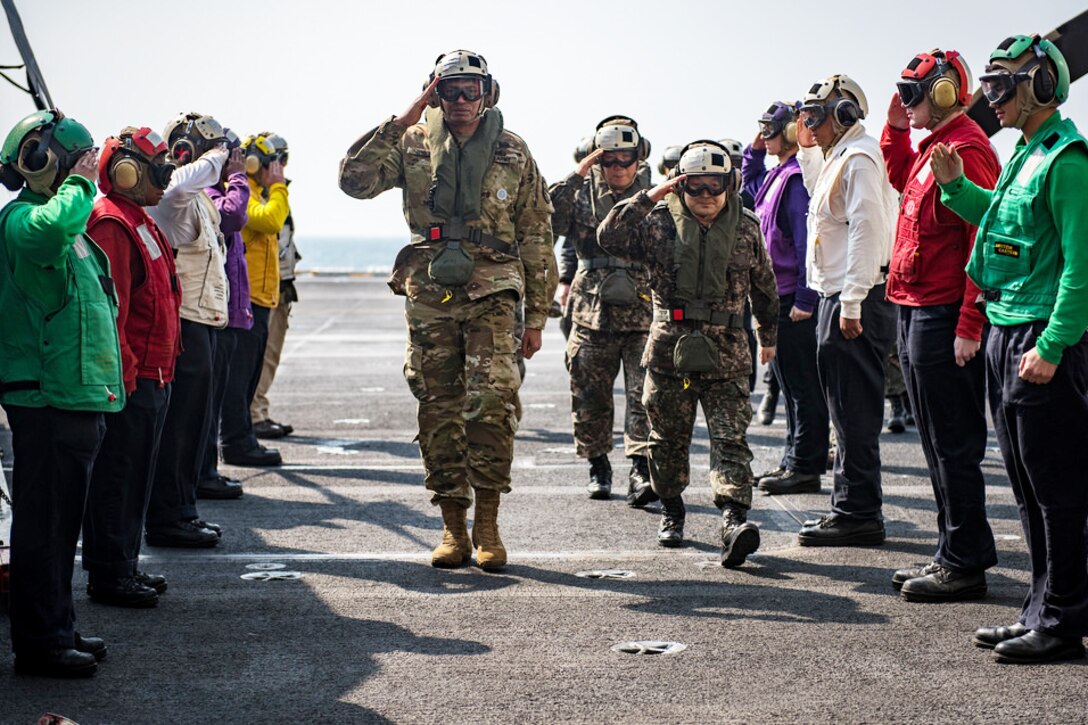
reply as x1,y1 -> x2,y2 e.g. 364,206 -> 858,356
598,192 -> 777,508
549,166 -> 652,460
338,110 -> 556,506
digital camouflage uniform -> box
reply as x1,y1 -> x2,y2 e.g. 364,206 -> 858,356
338,109 -> 556,506
599,192 -> 778,508
549,166 -> 652,459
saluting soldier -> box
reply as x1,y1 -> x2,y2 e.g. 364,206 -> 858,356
550,117 -> 654,506
598,141 -> 778,568
338,50 -> 556,571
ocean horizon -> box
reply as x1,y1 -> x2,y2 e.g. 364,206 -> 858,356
295,236 -> 406,274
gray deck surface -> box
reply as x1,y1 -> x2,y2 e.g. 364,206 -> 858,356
1,276 -> 1085,724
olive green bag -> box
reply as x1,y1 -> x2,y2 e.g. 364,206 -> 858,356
673,329 -> 719,373
428,241 -> 475,286
597,269 -> 638,306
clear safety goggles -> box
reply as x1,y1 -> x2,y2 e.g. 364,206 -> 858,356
800,104 -> 829,129
436,78 -> 484,102
598,150 -> 637,168
979,69 -> 1029,106
679,175 -> 727,197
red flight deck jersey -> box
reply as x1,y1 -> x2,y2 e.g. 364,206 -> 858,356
881,113 -> 1000,341
88,195 -> 182,394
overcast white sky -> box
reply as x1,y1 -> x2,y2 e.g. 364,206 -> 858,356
2,0 -> 1085,238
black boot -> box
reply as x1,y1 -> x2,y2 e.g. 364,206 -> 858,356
657,497 -> 685,547
886,396 -> 906,433
625,456 -> 657,508
903,394 -> 915,426
587,455 -> 612,500
719,504 -> 761,568
757,381 -> 779,426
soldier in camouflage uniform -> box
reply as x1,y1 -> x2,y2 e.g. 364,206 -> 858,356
338,50 -> 556,571
550,117 -> 654,505
599,141 -> 778,567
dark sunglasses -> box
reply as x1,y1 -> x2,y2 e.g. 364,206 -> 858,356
436,80 -> 484,103
679,176 -> 726,197
598,152 -> 637,168
896,79 -> 931,108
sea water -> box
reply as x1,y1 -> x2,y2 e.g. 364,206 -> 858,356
295,236 -> 405,274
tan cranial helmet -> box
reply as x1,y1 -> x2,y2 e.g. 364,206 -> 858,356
676,140 -> 741,193
801,74 -> 869,134
427,49 -> 499,111
593,115 -> 650,160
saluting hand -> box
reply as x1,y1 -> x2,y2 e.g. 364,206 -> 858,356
887,93 -> 909,131
70,148 -> 99,183
930,143 -> 964,185
225,148 -> 246,177
648,174 -> 685,203
796,117 -> 818,149
266,159 -> 286,186
752,131 -> 766,152
396,77 -> 440,128
576,148 -> 603,177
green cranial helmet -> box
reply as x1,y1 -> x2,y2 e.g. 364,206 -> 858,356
1,109 -> 93,165
989,34 -> 1070,104
1,109 -> 94,195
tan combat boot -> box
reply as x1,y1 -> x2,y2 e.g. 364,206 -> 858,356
431,500 -> 472,568
471,489 -> 507,570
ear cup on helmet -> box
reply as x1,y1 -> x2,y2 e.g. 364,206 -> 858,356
487,78 -> 500,108
16,139 -> 58,194
833,98 -> 860,128
24,139 -> 51,172
784,121 -> 798,145
245,154 -> 261,175
171,138 -> 196,165
112,158 -> 141,191
929,76 -> 959,109
425,71 -> 441,108
1031,60 -> 1056,104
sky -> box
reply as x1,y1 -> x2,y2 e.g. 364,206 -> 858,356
2,0 -> 1086,239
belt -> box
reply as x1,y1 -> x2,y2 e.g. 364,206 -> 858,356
426,222 -> 518,257
653,306 -> 745,328
578,257 -> 643,272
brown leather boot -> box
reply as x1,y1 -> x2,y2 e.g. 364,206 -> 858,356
471,489 -> 507,570
431,500 -> 472,568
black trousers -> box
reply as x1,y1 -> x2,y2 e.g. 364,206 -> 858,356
772,293 -> 829,475
988,323 -> 1088,637
220,304 -> 270,457
897,303 -> 995,573
817,285 -> 895,520
82,379 -> 171,579
3,404 -> 104,654
147,320 -> 216,527
200,327 -> 239,482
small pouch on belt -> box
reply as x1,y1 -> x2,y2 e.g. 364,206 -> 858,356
597,268 -> 638,306
428,240 -> 475,287
672,329 -> 718,373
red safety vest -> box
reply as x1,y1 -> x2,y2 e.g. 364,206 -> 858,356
88,195 -> 182,390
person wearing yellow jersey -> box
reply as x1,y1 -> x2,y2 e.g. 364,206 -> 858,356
219,133 -> 289,466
